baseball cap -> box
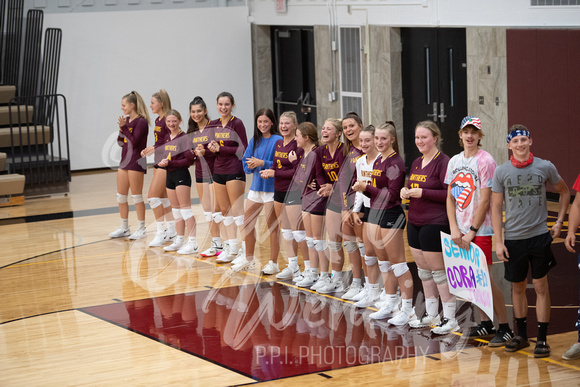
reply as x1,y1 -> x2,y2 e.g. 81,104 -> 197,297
460,116 -> 482,131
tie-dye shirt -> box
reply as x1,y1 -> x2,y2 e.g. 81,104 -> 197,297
444,149 -> 496,236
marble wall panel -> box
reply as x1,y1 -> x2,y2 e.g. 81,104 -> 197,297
251,24 -> 273,111
314,25 -> 341,125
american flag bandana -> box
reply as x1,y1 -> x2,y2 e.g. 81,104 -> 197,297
506,129 -> 530,143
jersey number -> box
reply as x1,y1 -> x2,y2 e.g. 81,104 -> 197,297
220,140 -> 225,147
277,159 -> 282,169
410,183 -> 419,189
329,171 -> 338,182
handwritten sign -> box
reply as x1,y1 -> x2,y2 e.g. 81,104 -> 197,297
440,232 -> 494,322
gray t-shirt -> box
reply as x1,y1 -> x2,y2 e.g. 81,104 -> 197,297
491,157 -> 561,240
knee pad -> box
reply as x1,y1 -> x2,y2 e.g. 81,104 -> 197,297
358,242 -> 366,257
116,193 -> 128,204
392,262 -> 409,277
293,230 -> 307,243
234,215 -> 244,227
328,241 -> 342,252
282,228 -> 294,241
432,269 -> 448,285
204,211 -> 212,222
172,208 -> 183,220
181,208 -> 194,221
131,194 -> 144,204
314,239 -> 328,252
343,240 -> 358,253
306,237 -> 315,249
418,268 -> 434,282
212,212 -> 223,224
364,255 -> 377,266
148,197 -> 162,209
223,216 -> 234,226
161,198 -> 171,208
378,260 -> 391,273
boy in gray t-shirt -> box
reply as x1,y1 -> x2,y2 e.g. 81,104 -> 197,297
491,124 -> 570,358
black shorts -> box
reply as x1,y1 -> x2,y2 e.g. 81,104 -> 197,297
358,205 -> 370,223
213,173 -> 246,185
504,232 -> 557,283
195,177 -> 213,184
407,222 -> 450,252
166,169 -> 192,189
326,199 -> 341,214
368,205 -> 406,229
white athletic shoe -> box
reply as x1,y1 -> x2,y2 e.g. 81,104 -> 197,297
296,271 -> 318,287
230,253 -> 247,266
352,284 -> 369,302
262,261 -> 280,275
311,275 -> 330,291
231,258 -> 259,273
200,241 -> 222,257
369,302 -> 400,320
109,227 -> 130,238
375,292 -> 400,310
431,318 -> 459,335
216,244 -> 236,263
342,282 -> 363,300
149,231 -> 167,247
387,308 -> 417,326
165,228 -> 177,241
317,276 -> 345,294
276,265 -> 300,279
128,227 -> 147,240
353,287 -> 381,308
177,241 -> 199,255
164,237 -> 184,252
409,314 -> 441,329
292,272 -> 304,283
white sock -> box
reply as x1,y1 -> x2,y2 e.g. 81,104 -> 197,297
156,222 -> 164,233
443,301 -> 457,320
228,239 -> 238,253
121,218 -> 129,230
288,257 -> 298,267
426,297 -> 439,317
188,236 -> 197,245
332,270 -> 342,280
166,220 -> 176,233
212,237 -> 222,247
401,298 -> 413,312
310,267 -> 319,275
304,261 -> 311,270
137,220 -> 145,229
352,277 -> 362,286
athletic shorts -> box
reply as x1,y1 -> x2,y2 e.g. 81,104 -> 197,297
407,222 -> 450,252
326,199 -> 342,214
247,190 -> 274,204
166,169 -> 192,189
213,173 -> 246,185
195,176 -> 213,184
469,235 -> 493,265
503,232 -> 556,283
359,205 -> 370,223
368,205 -> 406,230
284,190 -> 302,206
153,164 -> 166,170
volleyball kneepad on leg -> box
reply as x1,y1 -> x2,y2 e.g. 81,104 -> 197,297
172,208 -> 183,220
116,193 -> 128,204
343,240 -> 358,253
293,230 -> 307,243
432,270 -> 448,285
181,208 -> 194,221
148,197 -> 162,209
161,198 -> 171,208
314,240 -> 328,252
282,229 -> 294,241
358,242 -> 366,257
364,255 -> 377,266
131,194 -> 144,204
328,241 -> 342,252
306,237 -> 315,249
204,212 -> 212,222
234,215 -> 244,227
223,216 -> 235,226
212,212 -> 224,224
378,260 -> 391,273
392,262 -> 409,277
418,268 -> 434,282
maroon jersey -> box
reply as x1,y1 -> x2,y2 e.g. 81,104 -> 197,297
366,151 -> 406,210
289,146 -> 328,213
407,151 -> 450,226
273,138 -> 304,192
315,143 -> 345,209
118,116 -> 148,173
191,126 -> 215,180
153,116 -> 170,164
211,116 -> 248,175
339,146 -> 364,211
156,131 -> 196,172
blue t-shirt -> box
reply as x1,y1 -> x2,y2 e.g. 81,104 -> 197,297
243,134 -> 283,192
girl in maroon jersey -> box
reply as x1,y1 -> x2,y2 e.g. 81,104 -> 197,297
109,91 -> 150,239
140,89 -> 177,247
260,111 -> 307,277
187,96 -> 222,257
347,124 -> 381,306
157,109 -> 198,255
292,122 -> 327,287
353,121 -> 414,326
208,92 -> 248,263
307,118 -> 344,292
401,121 -> 456,333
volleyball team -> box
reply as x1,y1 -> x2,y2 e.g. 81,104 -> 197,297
111,89 -> 576,358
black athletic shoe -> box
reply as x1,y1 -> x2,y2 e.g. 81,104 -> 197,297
488,329 -> 514,347
467,323 -> 496,338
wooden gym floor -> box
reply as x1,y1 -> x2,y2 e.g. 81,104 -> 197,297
1,168 -> 580,386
